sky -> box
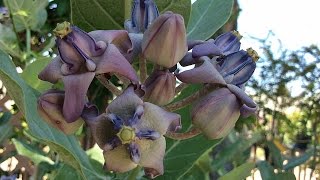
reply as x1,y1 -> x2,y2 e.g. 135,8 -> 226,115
237,0 -> 320,51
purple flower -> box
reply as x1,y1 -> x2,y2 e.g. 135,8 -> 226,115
82,86 -> 181,178
125,0 -> 159,33
192,31 -> 242,58
38,22 -> 138,123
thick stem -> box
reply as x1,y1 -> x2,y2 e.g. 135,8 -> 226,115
139,57 -> 147,82
165,87 -> 209,112
165,127 -> 202,140
96,75 -> 122,96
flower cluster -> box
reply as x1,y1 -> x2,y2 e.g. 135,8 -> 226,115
37,0 -> 258,178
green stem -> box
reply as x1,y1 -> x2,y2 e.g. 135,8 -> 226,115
26,28 -> 31,55
124,0 -> 132,20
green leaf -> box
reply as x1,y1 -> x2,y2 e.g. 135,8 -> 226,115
211,133 -> 263,171
0,121 -> 12,144
274,172 -> 296,180
181,150 -> 212,180
0,50 -> 104,179
218,162 -> 255,180
71,0 -> 191,31
21,57 -> 52,92
155,0 -> 191,26
12,138 -> 54,165
156,85 -> 221,180
257,161 -> 275,180
0,111 -> 12,126
187,0 -> 234,40
0,24 -> 21,58
50,164 -> 82,180
266,141 -> 283,169
283,150 -> 313,170
4,0 -> 48,32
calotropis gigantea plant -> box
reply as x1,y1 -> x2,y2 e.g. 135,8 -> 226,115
37,0 -> 259,178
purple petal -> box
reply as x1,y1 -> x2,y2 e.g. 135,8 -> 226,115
187,40 -> 205,50
136,130 -> 160,140
129,142 -> 141,163
192,41 -> 222,57
104,136 -> 122,151
95,44 -> 139,83
62,72 -> 95,123
176,57 -> 226,85
128,105 -> 144,126
227,84 -> 256,108
179,52 -> 200,67
107,113 -> 124,130
38,56 -> 63,83
214,31 -> 241,55
231,60 -> 256,86
103,146 -> 138,172
240,104 -> 258,118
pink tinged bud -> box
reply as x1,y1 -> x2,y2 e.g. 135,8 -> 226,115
192,88 -> 241,139
142,12 -> 188,68
144,70 -> 176,105
37,90 -> 84,134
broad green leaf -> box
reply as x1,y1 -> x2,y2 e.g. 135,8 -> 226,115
274,172 -> 296,180
156,84 -> 221,180
211,133 -> 263,171
187,0 -> 234,40
219,162 -> 255,180
50,164 -> 82,180
283,150 -> 313,170
21,57 -> 52,92
0,50 -> 104,179
0,111 -> 12,126
257,161 -> 275,180
12,138 -> 54,165
70,0 -> 191,31
181,150 -> 212,180
0,24 -> 21,58
266,141 -> 283,169
4,0 -> 48,32
155,0 -> 191,26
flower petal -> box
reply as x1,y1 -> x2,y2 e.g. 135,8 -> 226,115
214,31 -> 241,55
62,72 -> 95,123
192,41 -> 222,57
231,60 -> 256,86
179,52 -> 199,67
138,102 -> 181,135
103,146 -> 137,173
106,86 -> 143,121
38,56 -> 63,83
227,84 -> 256,108
240,104 -> 257,118
95,44 -> 138,83
136,137 -> 166,178
176,58 -> 226,85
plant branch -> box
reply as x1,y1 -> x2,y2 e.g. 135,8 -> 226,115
165,127 -> 202,140
175,83 -> 189,95
96,75 -> 122,96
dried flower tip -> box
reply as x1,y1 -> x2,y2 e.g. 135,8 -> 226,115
246,48 -> 259,62
53,21 -> 72,38
231,30 -> 243,40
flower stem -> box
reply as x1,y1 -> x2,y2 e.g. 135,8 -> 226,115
96,75 -> 122,96
165,87 -> 209,112
165,127 -> 202,140
26,28 -> 31,56
175,83 -> 189,95
139,57 -> 147,82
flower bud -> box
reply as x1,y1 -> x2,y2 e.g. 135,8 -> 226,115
37,90 -> 84,134
192,88 -> 240,139
142,12 -> 187,68
125,0 -> 159,33
144,70 -> 176,105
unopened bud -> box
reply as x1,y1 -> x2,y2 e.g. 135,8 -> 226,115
142,12 -> 187,68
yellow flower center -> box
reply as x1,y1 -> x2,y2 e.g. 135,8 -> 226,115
117,126 -> 136,144
247,47 -> 259,62
53,21 -> 72,39
232,30 -> 243,40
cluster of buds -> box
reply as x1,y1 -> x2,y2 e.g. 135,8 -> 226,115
37,0 -> 258,178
